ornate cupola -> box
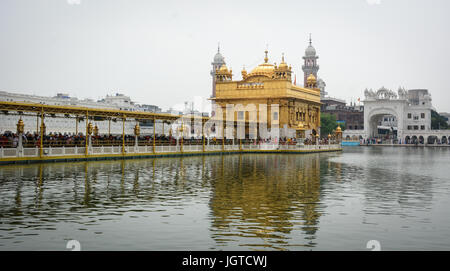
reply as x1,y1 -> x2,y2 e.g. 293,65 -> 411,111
274,53 -> 292,81
215,64 -> 232,82
306,73 -> 317,88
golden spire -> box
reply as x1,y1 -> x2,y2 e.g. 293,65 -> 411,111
241,65 -> 247,79
264,50 -> 268,63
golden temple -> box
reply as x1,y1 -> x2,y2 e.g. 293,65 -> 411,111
211,50 -> 322,139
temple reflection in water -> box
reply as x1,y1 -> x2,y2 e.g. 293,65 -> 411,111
0,147 -> 445,251
0,154 -> 326,250
209,154 -> 322,249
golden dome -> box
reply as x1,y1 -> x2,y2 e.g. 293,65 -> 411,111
247,50 -> 275,78
336,125 -> 342,132
278,54 -> 288,69
219,65 -> 228,72
249,63 -> 274,77
307,73 -> 316,84
278,62 -> 288,69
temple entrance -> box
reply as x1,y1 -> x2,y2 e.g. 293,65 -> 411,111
367,112 -> 398,140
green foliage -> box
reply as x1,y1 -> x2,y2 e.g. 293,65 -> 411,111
431,111 -> 449,130
321,113 -> 343,137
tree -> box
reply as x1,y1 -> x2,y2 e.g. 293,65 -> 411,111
320,113 -> 343,138
431,110 -> 449,130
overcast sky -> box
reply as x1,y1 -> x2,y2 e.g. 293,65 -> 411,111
1,0 -> 449,112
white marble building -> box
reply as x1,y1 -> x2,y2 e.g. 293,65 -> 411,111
343,87 -> 450,144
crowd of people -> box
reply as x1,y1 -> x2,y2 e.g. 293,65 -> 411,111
0,131 -> 335,148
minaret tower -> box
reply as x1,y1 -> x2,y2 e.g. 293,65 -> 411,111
302,34 -> 319,87
210,44 -> 226,99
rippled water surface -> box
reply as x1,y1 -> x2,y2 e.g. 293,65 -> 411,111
1,147 -> 450,250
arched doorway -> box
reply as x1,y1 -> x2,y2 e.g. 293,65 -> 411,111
364,92 -> 406,141
442,136 -> 448,145
419,136 -> 425,144
405,136 -> 411,144
427,136 -> 438,144
366,110 -> 399,140
411,136 -> 418,144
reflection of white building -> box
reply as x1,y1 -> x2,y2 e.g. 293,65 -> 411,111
344,87 -> 450,144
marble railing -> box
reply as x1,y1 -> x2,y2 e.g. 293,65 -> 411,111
0,143 -> 342,159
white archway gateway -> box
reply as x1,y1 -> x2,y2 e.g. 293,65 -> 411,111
354,87 -> 450,145
363,87 -> 408,142
366,107 -> 402,139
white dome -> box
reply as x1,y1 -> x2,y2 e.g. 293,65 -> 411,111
214,52 -> 225,63
305,45 -> 316,57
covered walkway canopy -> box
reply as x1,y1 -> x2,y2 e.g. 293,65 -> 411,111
0,100 -> 207,122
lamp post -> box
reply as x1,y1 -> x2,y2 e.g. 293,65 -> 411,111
17,118 -> 24,157
335,125 -> 342,144
93,124 -> 99,137
40,109 -> 45,158
134,122 -> 140,150
178,121 -> 186,153
87,122 -> 93,155
153,117 -> 156,153
122,115 -> 126,155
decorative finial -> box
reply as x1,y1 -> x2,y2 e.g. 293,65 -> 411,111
309,33 -> 312,45
218,42 -> 220,53
264,50 -> 268,63
282,53 -> 285,62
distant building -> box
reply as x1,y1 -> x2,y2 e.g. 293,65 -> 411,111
140,104 -> 162,113
0,90 -> 161,112
0,90 -> 164,134
440,112 -> 450,125
321,97 -> 365,131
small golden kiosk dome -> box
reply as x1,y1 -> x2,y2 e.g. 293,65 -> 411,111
307,73 -> 317,85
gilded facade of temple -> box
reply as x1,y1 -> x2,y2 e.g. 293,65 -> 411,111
211,50 -> 321,139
